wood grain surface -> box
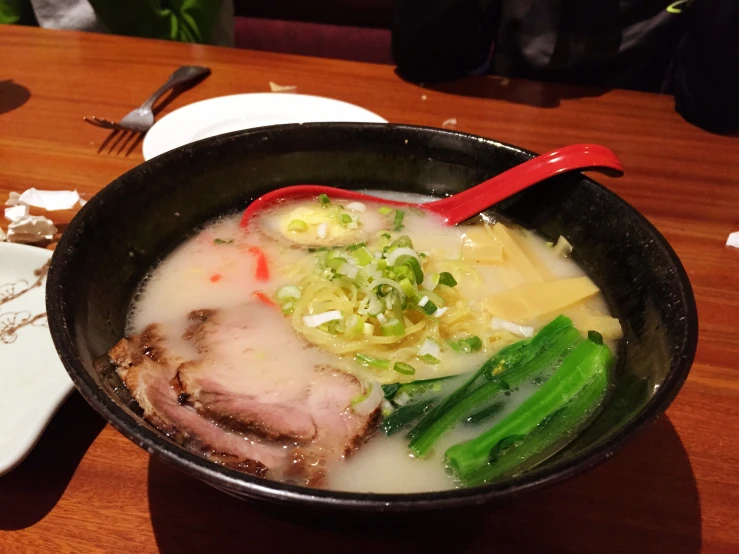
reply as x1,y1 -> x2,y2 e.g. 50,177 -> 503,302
1,25 -> 738,554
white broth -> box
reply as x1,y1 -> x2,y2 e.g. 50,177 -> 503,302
123,191 -> 620,492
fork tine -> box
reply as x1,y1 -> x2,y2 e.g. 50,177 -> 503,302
94,116 -> 130,131
84,116 -> 114,129
92,116 -> 134,133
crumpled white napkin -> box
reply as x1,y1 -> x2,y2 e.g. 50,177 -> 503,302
6,216 -> 58,243
1,188 -> 79,243
17,188 -> 81,210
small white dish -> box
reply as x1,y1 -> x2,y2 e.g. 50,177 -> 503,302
0,243 -> 73,475
142,93 -> 388,160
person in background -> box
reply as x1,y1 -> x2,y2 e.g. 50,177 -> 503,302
392,0 -> 738,133
0,0 -> 234,46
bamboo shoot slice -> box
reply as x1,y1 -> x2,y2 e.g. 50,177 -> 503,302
491,223 -> 543,283
461,227 -> 504,264
483,276 -> 600,322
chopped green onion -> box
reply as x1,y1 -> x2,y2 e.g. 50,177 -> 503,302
317,193 -> 330,207
419,354 -> 441,365
346,242 -> 366,251
352,247 -> 374,266
363,322 -> 376,335
281,301 -> 295,315
365,293 -> 384,316
337,262 -> 359,279
402,257 -> 424,283
422,272 -> 440,290
390,235 -> 413,249
326,319 -> 343,334
213,238 -> 233,244
345,314 -> 365,335
423,290 -> 445,308
438,272 -> 458,287
378,206 -> 393,215
393,362 -> 416,375
588,330 -> 604,345
326,257 -> 346,270
451,336 -> 483,353
380,232 -> 392,239
394,265 -> 413,282
287,219 -> 308,232
276,285 -> 301,301
340,213 -> 353,225
356,353 -> 391,370
381,318 -> 405,336
393,210 -> 405,231
399,277 -> 417,297
420,300 -> 438,315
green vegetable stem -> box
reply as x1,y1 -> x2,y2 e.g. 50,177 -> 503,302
407,315 -> 580,458
446,335 -> 613,480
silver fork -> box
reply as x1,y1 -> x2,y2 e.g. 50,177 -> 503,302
84,65 -> 211,133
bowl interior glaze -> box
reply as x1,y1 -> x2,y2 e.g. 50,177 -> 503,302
47,123 -> 697,512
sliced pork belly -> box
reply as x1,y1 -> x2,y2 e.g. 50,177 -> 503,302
108,324 -> 289,477
177,303 -> 378,457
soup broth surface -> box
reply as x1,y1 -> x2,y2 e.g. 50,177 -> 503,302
127,191 -> 619,492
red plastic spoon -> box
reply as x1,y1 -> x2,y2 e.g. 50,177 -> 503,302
240,144 -> 623,227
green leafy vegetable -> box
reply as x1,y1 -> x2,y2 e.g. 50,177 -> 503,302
464,401 -> 505,425
382,383 -> 402,400
446,335 -> 612,480
407,315 -> 580,458
381,399 -> 436,436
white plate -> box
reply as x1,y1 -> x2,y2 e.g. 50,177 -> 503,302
0,243 -> 73,475
142,93 -> 388,160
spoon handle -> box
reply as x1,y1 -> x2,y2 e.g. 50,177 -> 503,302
423,144 -> 623,225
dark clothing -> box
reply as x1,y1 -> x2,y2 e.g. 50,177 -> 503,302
392,0 -> 739,133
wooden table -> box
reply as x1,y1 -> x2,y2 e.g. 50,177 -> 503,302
1,25 -> 738,554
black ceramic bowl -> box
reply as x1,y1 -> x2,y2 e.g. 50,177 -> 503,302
47,123 -> 697,512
